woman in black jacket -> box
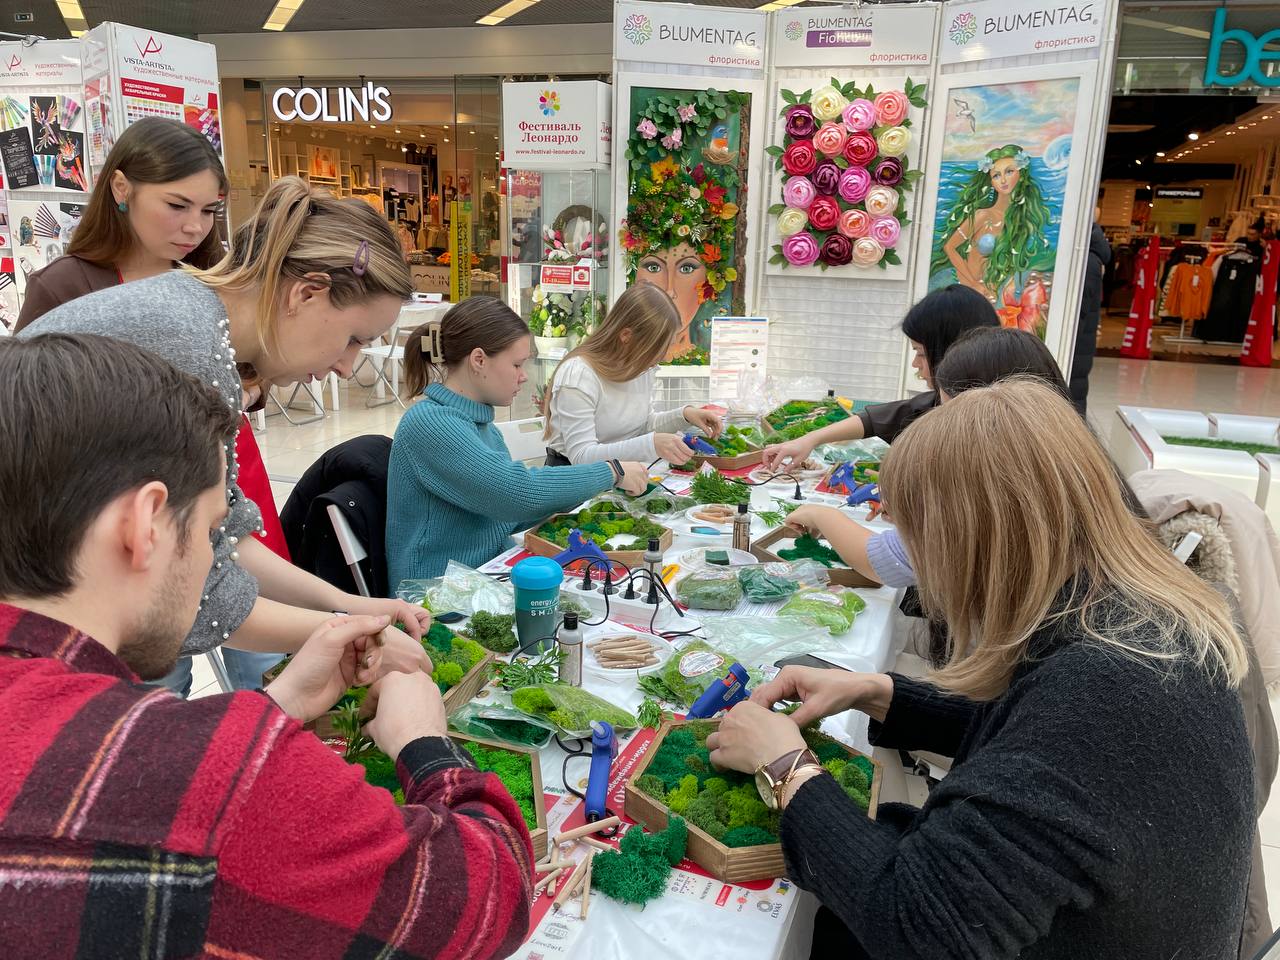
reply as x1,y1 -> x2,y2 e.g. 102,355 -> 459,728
761,284 -> 997,470
710,379 -> 1252,959
1071,219 -> 1112,415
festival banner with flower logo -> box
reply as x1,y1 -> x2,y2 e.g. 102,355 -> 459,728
915,63 -> 1096,341
764,76 -> 927,279
617,78 -> 760,362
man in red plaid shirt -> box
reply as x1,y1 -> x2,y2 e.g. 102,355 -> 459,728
0,334 -> 533,959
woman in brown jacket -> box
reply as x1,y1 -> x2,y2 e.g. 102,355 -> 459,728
14,116 -> 226,331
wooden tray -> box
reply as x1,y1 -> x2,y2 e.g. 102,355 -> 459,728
524,512 -> 674,568
449,731 -> 549,861
763,399 -> 851,440
624,717 -> 881,883
687,448 -> 764,471
750,526 -> 877,589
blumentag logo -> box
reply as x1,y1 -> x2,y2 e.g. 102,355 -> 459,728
784,20 -> 803,41
622,12 -> 653,45
135,35 -> 163,57
949,12 -> 977,45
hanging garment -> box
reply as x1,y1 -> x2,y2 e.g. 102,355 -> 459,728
1163,262 -> 1214,322
1195,251 -> 1259,342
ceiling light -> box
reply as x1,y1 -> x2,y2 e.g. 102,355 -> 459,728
370,124 -> 376,129
1187,132 -> 1200,141
444,137 -> 450,143
420,132 -> 426,138
263,0 -> 305,31
55,0 -> 88,35
1135,159 -> 1142,165
758,0 -> 806,9
395,127 -> 401,133
1156,151 -> 1165,157
1237,125 -> 1247,130
1207,139 -> 1216,144
1226,131 -> 1235,136
476,0 -> 541,25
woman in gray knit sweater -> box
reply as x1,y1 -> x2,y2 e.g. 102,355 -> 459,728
21,177 -> 432,675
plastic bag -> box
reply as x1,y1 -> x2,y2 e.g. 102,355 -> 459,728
509,682 -> 638,737
737,560 -> 829,603
676,570 -> 744,611
397,561 -> 514,616
639,638 -> 737,708
449,699 -> 557,749
699,616 -> 851,670
780,588 -> 867,635
725,367 -> 769,418
631,487 -> 695,521
815,437 -> 890,466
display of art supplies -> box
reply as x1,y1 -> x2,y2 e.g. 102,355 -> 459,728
58,96 -> 81,131
30,97 -> 59,154
34,154 -> 55,186
1,96 -> 28,129
32,204 -> 60,240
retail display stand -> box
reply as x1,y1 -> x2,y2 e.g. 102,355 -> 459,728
0,39 -> 90,328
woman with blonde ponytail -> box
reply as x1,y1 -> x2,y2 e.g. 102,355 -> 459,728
20,176 -> 434,693
704,380 -> 1253,959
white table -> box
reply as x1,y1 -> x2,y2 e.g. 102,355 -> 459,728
496,466 -> 904,960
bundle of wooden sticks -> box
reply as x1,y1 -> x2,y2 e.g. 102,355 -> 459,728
588,635 -> 660,669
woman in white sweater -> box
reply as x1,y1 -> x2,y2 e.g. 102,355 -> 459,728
543,285 -> 722,466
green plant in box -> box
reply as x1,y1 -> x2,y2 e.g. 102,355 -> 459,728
705,424 -> 762,458
536,510 -> 666,550
423,622 -> 487,694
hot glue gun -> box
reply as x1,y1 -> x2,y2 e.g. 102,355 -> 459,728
682,433 -> 718,456
686,662 -> 751,719
585,720 -> 618,823
553,530 -> 612,572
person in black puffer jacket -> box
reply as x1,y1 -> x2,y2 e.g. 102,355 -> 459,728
708,379 -> 1252,960
1071,217 -> 1111,416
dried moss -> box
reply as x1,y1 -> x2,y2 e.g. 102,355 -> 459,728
592,817 -> 689,906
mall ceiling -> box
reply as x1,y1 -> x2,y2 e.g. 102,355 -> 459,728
1101,94 -> 1261,184
4,0 -> 771,38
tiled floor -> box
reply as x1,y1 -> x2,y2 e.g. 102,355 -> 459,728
242,357 -> 1280,925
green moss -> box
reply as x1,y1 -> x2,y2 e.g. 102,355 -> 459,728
722,826 -> 777,848
1165,435 -> 1280,457
467,611 -> 518,653
425,621 -> 457,655
432,661 -> 464,691
634,774 -> 667,804
536,510 -> 667,549
777,533 -> 845,568
461,741 -> 538,832
666,774 -> 700,814
592,817 -> 689,905
510,683 -> 637,733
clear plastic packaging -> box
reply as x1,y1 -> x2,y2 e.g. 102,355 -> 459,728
736,559 -> 829,603
675,570 -> 744,611
396,561 -> 514,616
779,587 -> 867,635
448,699 -> 558,749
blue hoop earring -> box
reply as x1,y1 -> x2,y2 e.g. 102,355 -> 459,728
117,201 -> 128,212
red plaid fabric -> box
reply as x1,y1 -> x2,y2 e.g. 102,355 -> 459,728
0,603 -> 533,959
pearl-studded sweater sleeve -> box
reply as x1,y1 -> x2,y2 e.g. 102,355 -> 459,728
18,270 -> 262,654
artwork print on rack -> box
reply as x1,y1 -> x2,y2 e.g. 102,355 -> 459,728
767,77 -> 928,275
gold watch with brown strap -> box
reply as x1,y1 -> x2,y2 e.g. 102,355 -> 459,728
754,748 -> 822,811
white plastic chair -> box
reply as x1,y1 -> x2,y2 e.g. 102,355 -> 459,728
359,315 -> 407,410
497,416 -> 548,463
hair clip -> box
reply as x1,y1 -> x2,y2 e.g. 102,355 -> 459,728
352,239 -> 370,277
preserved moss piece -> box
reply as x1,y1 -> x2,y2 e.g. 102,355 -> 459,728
682,792 -> 728,840
777,533 -> 845,568
432,661 -> 464,692
722,826 -> 777,848
425,621 -> 457,655
467,611 -> 518,653
509,683 -> 638,733
634,774 -> 668,804
738,566 -> 800,603
676,572 -> 743,611
780,589 -> 866,636
461,741 -> 538,831
592,817 -> 689,906
666,774 -> 700,814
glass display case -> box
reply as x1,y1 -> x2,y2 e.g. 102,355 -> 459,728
504,167 -> 610,403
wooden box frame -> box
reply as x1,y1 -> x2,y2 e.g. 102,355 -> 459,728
624,717 -> 882,883
449,731 -> 549,861
524,512 -> 674,568
751,527 -> 877,589
687,447 -> 764,471
763,399 -> 851,440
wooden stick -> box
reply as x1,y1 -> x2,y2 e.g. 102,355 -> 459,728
552,855 -> 591,913
579,851 -> 595,920
555,816 -> 620,845
532,866 -> 564,893
534,857 -> 571,873
576,835 -> 614,852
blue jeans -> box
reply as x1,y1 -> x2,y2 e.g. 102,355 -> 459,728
153,648 -> 285,698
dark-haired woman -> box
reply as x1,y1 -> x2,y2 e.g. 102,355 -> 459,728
386,297 -> 650,583
762,284 -> 998,470
14,117 -> 226,331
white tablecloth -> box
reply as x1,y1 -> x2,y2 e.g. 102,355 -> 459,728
500,467 -> 904,960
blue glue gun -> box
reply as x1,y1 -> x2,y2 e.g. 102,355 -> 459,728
827,461 -> 856,495
553,529 -> 612,571
683,433 -> 718,456
845,482 -> 880,508
686,662 -> 751,719
585,720 -> 617,822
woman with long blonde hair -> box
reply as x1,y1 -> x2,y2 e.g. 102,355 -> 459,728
21,176 -> 434,693
706,379 -> 1252,959
543,284 -> 723,466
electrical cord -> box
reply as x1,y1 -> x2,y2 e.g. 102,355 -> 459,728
554,734 -> 620,835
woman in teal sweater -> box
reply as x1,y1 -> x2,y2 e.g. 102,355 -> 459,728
386,297 -> 649,585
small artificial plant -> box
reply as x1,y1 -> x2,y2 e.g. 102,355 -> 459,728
690,470 -> 751,506
528,285 -> 572,338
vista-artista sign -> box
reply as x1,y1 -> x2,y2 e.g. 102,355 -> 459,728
1205,9 -> 1280,88
272,82 -> 393,123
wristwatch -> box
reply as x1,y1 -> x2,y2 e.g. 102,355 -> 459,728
755,748 -> 821,811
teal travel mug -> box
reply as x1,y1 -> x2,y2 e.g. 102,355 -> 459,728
510,556 -> 564,654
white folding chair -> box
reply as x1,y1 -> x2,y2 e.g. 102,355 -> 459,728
497,416 -> 548,463
359,315 -> 407,410
203,648 -> 234,693
327,503 -> 373,597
